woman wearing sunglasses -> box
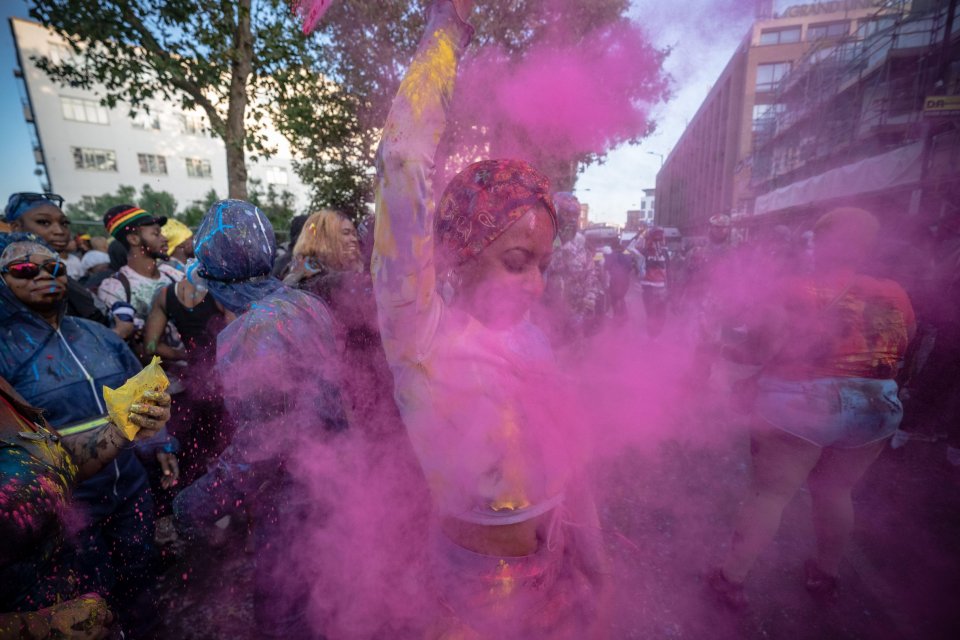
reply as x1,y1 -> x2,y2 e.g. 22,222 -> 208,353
0,233 -> 177,634
4,193 -> 122,337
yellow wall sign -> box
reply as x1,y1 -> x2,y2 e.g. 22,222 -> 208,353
923,96 -> 960,116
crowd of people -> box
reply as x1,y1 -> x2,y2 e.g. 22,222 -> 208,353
2,1 -> 959,638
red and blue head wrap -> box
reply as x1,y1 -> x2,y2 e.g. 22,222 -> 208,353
435,159 -> 558,266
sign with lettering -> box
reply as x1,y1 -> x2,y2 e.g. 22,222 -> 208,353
923,95 -> 960,118
777,0 -> 885,18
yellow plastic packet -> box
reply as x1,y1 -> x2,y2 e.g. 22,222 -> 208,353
102,356 -> 169,440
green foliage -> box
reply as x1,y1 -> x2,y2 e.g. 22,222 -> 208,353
313,0 -> 653,188
66,182 -> 297,233
179,189 -> 220,228
66,183 -> 178,224
34,0 -> 662,216
138,185 -> 178,219
317,0 -> 633,130
65,185 -> 134,221
267,61 -> 372,221
30,0 -> 365,206
247,179 -> 297,230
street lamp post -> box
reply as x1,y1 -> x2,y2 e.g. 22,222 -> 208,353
647,151 -> 665,168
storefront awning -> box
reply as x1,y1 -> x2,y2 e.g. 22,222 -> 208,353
754,141 -> 924,215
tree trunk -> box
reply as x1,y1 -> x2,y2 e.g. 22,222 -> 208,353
225,0 -> 254,200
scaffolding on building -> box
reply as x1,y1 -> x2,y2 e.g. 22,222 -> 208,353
750,0 -> 960,195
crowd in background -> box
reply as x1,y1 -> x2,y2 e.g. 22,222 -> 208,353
1,179 -> 958,638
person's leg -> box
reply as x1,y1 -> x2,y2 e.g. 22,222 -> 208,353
805,439 -> 886,576
641,288 -> 658,336
721,427 -> 822,583
611,293 -> 627,322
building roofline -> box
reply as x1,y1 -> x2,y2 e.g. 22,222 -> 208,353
662,30 -> 752,169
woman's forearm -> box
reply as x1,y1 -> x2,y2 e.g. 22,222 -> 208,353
60,422 -> 127,481
372,1 -> 473,360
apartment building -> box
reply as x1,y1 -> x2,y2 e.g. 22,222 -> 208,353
10,18 -> 310,215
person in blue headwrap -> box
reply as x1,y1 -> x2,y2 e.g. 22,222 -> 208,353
4,192 -> 64,224
4,192 -> 115,330
0,231 -> 177,635
174,200 -> 349,639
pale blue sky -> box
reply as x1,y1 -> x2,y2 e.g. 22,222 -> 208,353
0,0 -> 42,203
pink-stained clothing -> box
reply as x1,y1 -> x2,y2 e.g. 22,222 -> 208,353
769,273 -> 916,381
372,1 -> 580,526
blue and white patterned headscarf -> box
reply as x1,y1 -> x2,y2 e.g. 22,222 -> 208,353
193,199 -> 284,314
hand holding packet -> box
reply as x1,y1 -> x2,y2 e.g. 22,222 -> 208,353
103,356 -> 170,440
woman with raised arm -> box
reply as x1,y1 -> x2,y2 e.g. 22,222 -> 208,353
373,1 -> 607,637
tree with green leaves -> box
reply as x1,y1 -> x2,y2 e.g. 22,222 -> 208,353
312,0 -> 666,189
178,189 -> 221,228
66,184 -> 178,222
30,0 -> 361,205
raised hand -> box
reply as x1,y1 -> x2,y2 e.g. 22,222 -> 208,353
450,0 -> 475,21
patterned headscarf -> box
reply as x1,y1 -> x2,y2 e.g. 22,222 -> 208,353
0,232 -> 58,269
435,159 -> 557,266
194,200 -> 284,314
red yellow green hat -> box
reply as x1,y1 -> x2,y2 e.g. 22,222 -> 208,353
102,204 -> 167,239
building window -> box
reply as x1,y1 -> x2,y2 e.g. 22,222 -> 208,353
640,201 -> 646,210
138,153 -> 167,175
808,21 -> 849,41
60,97 -> 108,125
857,17 -> 896,38
759,27 -> 801,45
179,113 -> 205,135
48,42 -> 75,65
752,103 -> 784,133
265,166 -> 289,185
72,147 -> 117,172
755,62 -> 792,92
132,111 -> 161,130
185,158 -> 212,178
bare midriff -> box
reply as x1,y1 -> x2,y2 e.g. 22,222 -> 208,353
441,509 -> 554,557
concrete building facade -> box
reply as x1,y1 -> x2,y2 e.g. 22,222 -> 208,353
655,0 -> 893,233
625,188 -> 656,231
10,18 -> 310,216
747,0 -> 960,231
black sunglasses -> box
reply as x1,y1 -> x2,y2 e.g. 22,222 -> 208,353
6,192 -> 65,214
1,260 -> 65,279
